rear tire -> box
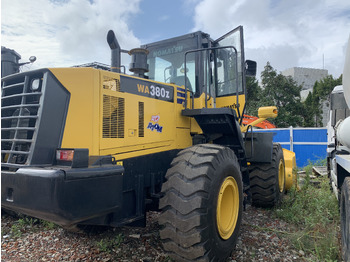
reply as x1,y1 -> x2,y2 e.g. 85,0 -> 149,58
341,177 -> 350,261
249,143 -> 285,207
159,144 -> 243,261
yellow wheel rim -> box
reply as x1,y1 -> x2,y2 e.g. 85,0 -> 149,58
216,176 -> 239,240
278,159 -> 285,193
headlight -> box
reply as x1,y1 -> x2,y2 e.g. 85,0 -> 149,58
30,78 -> 41,91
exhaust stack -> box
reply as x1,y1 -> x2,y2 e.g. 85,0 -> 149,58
107,30 -> 121,73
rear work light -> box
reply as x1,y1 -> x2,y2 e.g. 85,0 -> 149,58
56,148 -> 89,168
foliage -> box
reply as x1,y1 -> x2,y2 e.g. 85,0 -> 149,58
245,76 -> 262,116
16,216 -> 58,230
246,62 -> 343,128
246,62 -> 304,127
17,217 -> 39,227
303,75 -> 343,127
274,160 -> 340,261
7,216 -> 39,239
3,213 -> 58,239
41,220 -> 57,230
314,75 -> 343,99
96,233 -> 124,253
301,92 -> 315,127
10,224 -> 23,238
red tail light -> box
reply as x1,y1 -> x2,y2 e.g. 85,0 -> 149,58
56,149 -> 74,161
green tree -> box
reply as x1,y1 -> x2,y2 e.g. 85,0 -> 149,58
314,75 -> 342,98
245,63 -> 342,128
301,92 -> 316,127
305,75 -> 343,126
259,62 -> 303,127
245,75 -> 263,116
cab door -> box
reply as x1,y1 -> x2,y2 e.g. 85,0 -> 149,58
213,26 -> 246,119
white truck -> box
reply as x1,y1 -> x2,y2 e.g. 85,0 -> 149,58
327,37 -> 350,261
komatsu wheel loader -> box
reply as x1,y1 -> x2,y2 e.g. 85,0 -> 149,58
1,26 -> 296,261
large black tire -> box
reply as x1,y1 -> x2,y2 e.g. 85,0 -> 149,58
159,144 -> 243,261
248,143 -> 285,208
341,177 -> 350,261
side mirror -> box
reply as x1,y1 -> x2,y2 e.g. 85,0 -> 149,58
245,60 -> 257,77
29,56 -> 36,63
18,55 -> 37,66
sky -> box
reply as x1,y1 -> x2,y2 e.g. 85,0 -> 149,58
1,0 -> 350,80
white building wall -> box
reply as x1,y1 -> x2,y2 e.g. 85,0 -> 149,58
282,67 -> 328,92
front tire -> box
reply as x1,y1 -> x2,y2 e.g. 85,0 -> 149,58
159,144 -> 243,261
249,143 -> 285,207
341,177 -> 350,261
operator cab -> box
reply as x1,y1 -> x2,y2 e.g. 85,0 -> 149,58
142,32 -> 201,94
142,26 -> 256,119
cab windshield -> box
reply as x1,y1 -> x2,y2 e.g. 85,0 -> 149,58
145,38 -> 197,93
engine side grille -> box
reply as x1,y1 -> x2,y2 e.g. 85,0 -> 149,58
138,102 -> 144,137
102,95 -> 125,138
1,74 -> 43,168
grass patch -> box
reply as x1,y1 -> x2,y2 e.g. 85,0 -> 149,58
40,220 -> 57,230
10,224 -> 23,238
3,213 -> 58,239
275,160 -> 340,261
96,233 -> 123,253
17,217 -> 39,227
7,216 -> 39,239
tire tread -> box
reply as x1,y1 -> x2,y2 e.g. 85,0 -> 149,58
159,144 -> 242,261
249,143 -> 285,207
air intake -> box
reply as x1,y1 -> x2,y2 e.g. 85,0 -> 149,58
129,48 -> 149,78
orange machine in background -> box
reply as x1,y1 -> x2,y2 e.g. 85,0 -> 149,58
242,114 -> 276,129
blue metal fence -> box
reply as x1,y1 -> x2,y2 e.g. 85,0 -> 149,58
257,127 -> 327,167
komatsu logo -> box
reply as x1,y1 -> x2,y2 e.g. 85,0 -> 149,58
224,103 -> 238,109
152,45 -> 184,58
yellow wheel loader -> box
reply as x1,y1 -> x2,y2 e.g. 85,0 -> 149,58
1,26 -> 296,261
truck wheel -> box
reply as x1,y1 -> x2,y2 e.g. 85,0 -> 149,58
341,177 -> 350,261
159,144 -> 243,261
248,143 -> 285,207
